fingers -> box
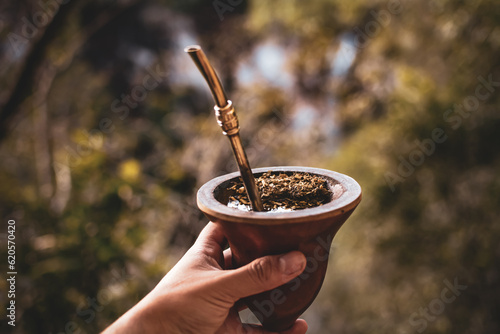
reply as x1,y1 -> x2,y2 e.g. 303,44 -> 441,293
223,248 -> 233,269
218,251 -> 306,301
282,319 -> 308,334
193,222 -> 227,260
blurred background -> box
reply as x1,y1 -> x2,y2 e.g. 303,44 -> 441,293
0,0 -> 499,333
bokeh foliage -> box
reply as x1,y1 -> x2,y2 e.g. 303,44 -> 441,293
0,0 -> 499,333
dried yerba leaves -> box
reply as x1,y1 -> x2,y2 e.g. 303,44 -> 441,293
227,171 -> 332,211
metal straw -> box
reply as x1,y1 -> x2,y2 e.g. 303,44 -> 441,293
185,45 -> 264,212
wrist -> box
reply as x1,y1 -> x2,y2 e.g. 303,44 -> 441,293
102,295 -> 176,334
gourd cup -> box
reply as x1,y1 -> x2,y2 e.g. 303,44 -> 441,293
197,166 -> 362,331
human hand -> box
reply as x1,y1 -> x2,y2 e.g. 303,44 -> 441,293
103,222 -> 308,334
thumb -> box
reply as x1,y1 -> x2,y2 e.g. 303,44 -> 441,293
220,251 -> 306,300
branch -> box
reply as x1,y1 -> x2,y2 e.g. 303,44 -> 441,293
0,0 -> 82,143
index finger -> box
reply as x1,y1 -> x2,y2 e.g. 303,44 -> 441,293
193,222 -> 227,262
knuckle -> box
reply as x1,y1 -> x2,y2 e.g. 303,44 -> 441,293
249,258 -> 275,283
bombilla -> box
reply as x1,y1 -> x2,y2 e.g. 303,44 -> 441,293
185,45 -> 264,212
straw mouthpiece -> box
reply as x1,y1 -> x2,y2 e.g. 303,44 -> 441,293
184,45 -> 201,53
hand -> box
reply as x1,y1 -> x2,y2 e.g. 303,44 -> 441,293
103,222 -> 308,334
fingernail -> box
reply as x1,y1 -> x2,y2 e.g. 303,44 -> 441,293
279,252 -> 306,276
